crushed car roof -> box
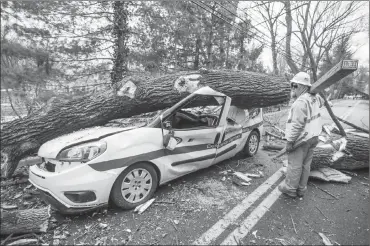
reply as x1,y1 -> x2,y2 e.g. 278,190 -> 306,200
193,86 -> 226,97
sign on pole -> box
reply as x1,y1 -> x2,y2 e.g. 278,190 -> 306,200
310,60 -> 358,94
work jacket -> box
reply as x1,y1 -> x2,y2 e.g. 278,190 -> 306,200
285,93 -> 324,144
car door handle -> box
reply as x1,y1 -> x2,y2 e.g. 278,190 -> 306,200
188,138 -> 194,142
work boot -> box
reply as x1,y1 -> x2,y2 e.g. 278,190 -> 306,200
297,189 -> 305,198
278,185 -> 297,198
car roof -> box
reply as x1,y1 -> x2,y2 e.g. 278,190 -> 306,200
193,86 -> 226,97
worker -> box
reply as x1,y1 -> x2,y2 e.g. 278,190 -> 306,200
279,72 -> 324,198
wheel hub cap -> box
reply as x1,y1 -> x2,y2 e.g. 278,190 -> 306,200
121,168 -> 152,203
249,135 -> 258,153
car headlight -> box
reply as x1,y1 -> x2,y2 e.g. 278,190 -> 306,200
56,141 -> 107,162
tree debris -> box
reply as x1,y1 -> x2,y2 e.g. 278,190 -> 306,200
138,198 -> 155,214
1,206 -> 51,235
8,238 -> 38,245
290,214 -> 297,234
310,183 -> 339,200
265,130 -> 286,140
309,167 -> 352,183
1,204 -> 18,210
244,172 -> 264,178
0,178 -> 29,187
233,172 -> 252,182
318,232 -> 333,246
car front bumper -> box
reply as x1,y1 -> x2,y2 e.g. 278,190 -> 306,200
29,163 -> 119,214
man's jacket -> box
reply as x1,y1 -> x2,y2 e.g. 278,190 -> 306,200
285,93 -> 324,144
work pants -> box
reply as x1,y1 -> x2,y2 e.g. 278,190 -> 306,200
281,136 -> 319,193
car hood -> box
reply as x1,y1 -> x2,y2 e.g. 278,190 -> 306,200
38,125 -> 140,159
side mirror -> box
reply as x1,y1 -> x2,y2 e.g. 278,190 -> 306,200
163,134 -> 177,151
160,115 -> 177,150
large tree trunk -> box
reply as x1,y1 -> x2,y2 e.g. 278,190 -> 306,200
266,133 -> 368,170
311,133 -> 369,170
0,69 -> 290,178
0,206 -> 51,235
110,1 -> 129,90
283,1 -> 299,74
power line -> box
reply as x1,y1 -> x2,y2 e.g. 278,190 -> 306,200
194,1 -> 309,70
222,0 -> 306,56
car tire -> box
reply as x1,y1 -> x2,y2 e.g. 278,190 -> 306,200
110,162 -> 158,210
243,130 -> 260,157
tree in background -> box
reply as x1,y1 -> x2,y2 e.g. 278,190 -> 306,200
282,1 -> 366,81
1,1 -> 116,115
111,1 -> 129,90
252,1 -> 285,75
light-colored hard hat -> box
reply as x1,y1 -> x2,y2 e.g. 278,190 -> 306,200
290,72 -> 311,86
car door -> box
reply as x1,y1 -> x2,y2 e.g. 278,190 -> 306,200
212,105 -> 244,164
157,90 -> 230,182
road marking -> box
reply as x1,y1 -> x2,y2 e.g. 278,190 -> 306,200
193,167 -> 284,245
221,184 -> 283,245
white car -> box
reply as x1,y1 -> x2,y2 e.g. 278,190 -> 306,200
29,86 -> 263,214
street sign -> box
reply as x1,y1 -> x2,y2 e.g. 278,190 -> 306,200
342,60 -> 358,69
310,60 -> 358,94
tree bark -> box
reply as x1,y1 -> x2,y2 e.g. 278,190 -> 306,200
283,1 -> 299,74
269,133 -> 368,170
0,206 -> 51,235
311,133 -> 369,170
0,69 -> 290,178
110,1 -> 129,91
194,35 -> 201,70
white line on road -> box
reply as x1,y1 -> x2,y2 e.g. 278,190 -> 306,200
330,100 -> 361,128
193,167 -> 285,245
221,184 -> 283,245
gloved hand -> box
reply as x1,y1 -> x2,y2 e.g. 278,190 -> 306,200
286,141 -> 294,152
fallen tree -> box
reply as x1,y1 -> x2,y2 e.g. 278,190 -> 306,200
311,132 -> 369,170
1,69 -> 290,178
266,132 -> 369,170
0,206 -> 51,235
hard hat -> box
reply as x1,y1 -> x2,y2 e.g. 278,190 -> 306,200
290,72 -> 311,86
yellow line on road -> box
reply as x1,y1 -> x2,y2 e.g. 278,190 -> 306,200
221,184 -> 283,245
193,167 -> 285,245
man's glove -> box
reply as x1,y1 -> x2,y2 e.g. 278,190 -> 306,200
286,141 -> 294,153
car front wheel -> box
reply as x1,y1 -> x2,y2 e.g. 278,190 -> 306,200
243,131 -> 260,157
111,162 -> 158,210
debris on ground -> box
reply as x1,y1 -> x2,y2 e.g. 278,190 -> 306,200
137,198 -> 155,214
8,238 -> 38,245
233,172 -> 252,182
309,167 -> 351,183
252,230 -> 258,238
275,234 -> 305,245
1,204 -> 18,210
318,232 -> 333,246
244,171 -> 264,178
232,176 -> 250,186
98,223 -> 108,229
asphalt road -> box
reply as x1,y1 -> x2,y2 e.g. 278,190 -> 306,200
322,99 -> 369,130
40,100 -> 369,245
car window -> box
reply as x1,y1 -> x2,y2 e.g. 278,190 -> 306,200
166,95 -> 225,130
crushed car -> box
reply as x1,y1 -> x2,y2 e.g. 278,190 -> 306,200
29,86 -> 264,214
